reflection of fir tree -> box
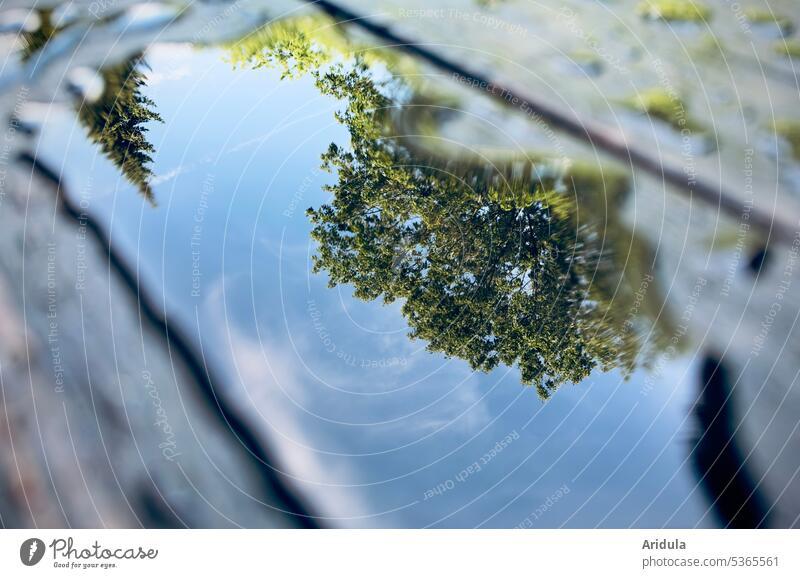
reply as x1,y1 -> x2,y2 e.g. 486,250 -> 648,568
304,66 -> 639,397
77,57 -> 162,204
20,12 -> 162,202
19,9 -> 56,61
227,20 -> 669,397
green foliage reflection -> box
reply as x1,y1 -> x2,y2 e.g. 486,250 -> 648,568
231,18 -> 664,395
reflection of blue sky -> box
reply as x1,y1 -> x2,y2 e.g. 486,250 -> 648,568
43,45 -> 712,527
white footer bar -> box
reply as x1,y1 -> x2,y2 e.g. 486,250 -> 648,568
1,530 -> 797,576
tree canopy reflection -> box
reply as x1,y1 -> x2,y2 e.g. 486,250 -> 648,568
76,56 -> 162,204
227,18 -> 664,396
311,67 -> 649,397
20,13 -> 161,203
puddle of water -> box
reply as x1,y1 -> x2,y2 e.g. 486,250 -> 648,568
32,43 -> 712,527
4,1 -> 799,528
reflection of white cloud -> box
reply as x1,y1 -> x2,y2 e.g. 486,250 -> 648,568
379,370 -> 492,436
144,43 -> 194,86
146,42 -> 194,61
150,162 -> 194,185
204,277 -> 370,527
145,65 -> 192,86
202,269 -> 496,526
151,153 -> 216,187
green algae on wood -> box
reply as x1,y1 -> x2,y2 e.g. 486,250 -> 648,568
637,0 -> 711,22
774,39 -> 800,59
772,121 -> 800,161
625,87 -> 701,132
568,50 -> 604,76
744,8 -> 794,34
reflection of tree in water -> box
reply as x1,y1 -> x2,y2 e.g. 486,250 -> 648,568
228,18 -> 666,396
20,12 -> 162,203
246,22 -> 679,398
310,67 -> 657,396
18,9 -> 57,61
76,57 -> 162,204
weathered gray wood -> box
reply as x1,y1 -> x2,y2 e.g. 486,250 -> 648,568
0,157 -> 313,528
